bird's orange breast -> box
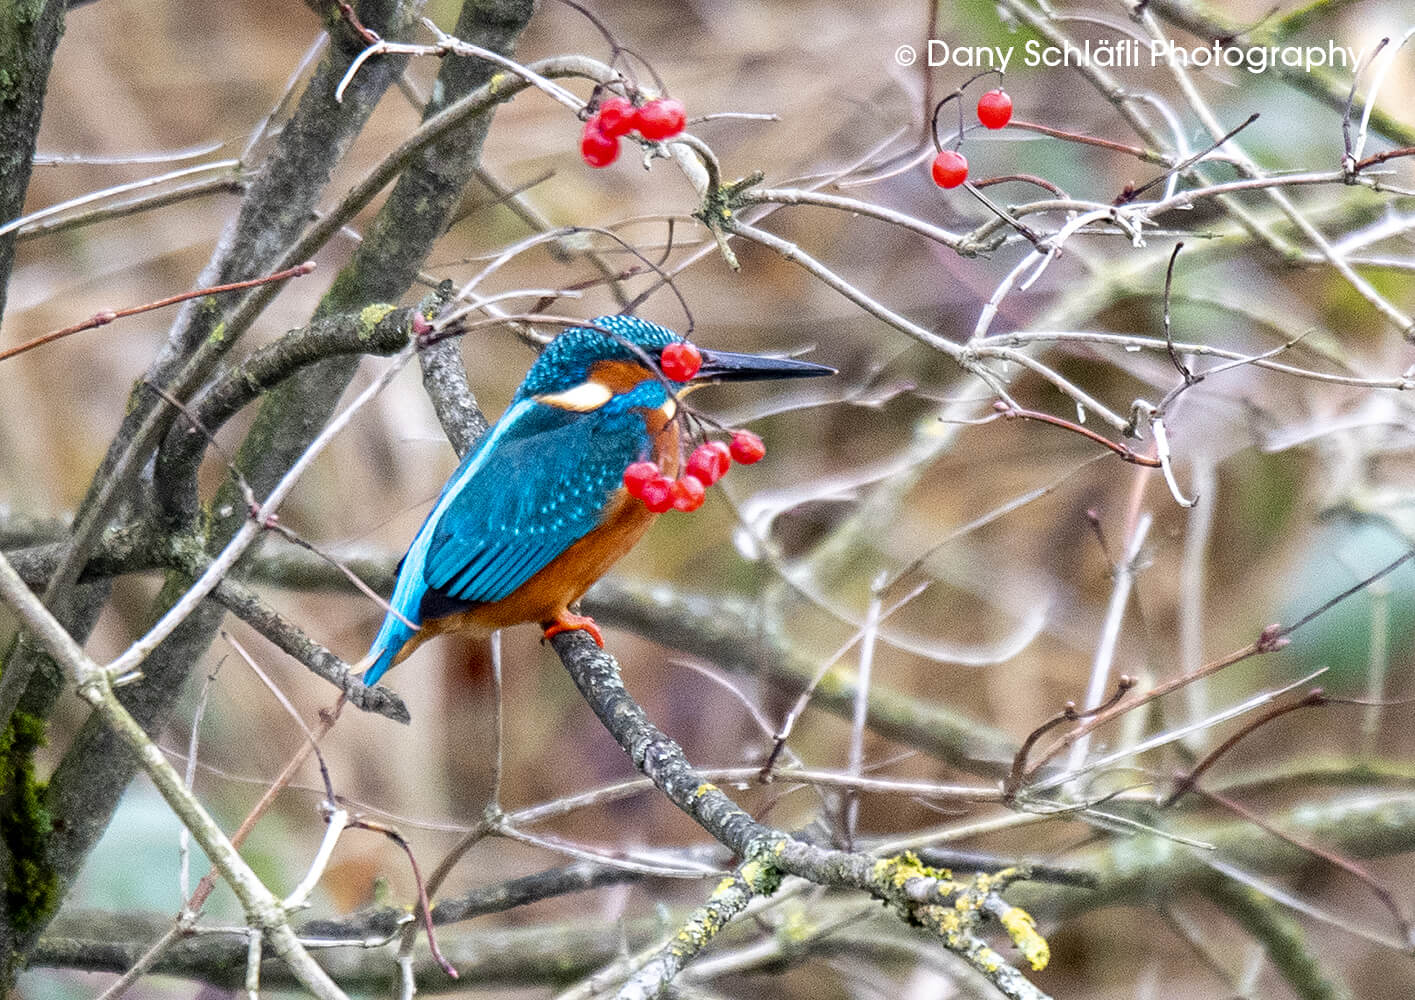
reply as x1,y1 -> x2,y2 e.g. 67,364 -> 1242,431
460,488 -> 655,632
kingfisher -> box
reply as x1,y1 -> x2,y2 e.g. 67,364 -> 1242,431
359,314 -> 834,686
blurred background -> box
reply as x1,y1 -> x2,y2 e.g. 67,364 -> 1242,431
4,0 -> 1415,997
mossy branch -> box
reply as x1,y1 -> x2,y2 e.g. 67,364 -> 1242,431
0,0 -> 67,326
550,630 -> 1051,999
0,552 -> 347,998
0,4 -> 422,969
152,304 -> 416,523
616,852 -> 782,1000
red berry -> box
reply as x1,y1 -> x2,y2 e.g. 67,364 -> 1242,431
660,341 -> 702,381
729,430 -> 765,464
977,89 -> 1013,129
623,460 -> 660,498
670,475 -> 706,512
633,98 -> 686,140
581,121 -> 619,167
596,96 -> 636,138
930,150 -> 968,189
686,441 -> 731,485
640,475 -> 675,513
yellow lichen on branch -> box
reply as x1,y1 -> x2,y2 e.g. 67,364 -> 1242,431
872,850 -> 955,898
1000,904 -> 1050,971
869,854 -> 1050,972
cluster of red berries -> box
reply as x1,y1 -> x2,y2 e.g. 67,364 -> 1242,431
581,96 -> 688,168
930,88 -> 1013,190
622,433 -> 766,514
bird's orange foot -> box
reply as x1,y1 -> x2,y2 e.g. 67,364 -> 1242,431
542,612 -> 604,648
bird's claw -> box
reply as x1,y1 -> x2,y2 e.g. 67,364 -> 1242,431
543,613 -> 605,648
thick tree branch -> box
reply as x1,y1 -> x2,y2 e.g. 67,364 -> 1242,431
0,0 -> 66,325
419,333 -> 490,457
152,304 -> 417,522
0,3 -> 422,970
0,553 -> 347,998
5,0 -> 530,974
208,577 -> 409,723
298,859 -> 647,940
33,910 -> 643,993
615,856 -> 780,1000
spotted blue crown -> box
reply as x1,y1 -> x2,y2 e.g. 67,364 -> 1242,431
517,315 -> 685,398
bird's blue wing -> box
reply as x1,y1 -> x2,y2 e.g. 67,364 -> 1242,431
421,401 -> 649,607
362,397 -> 651,686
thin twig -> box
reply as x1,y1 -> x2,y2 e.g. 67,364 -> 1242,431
1201,787 -> 1415,947
1116,113 -> 1260,205
179,662 -> 222,903
992,401 -> 1161,467
844,590 -> 883,849
1005,675 -> 1136,801
1164,690 -> 1328,806
1162,242 -> 1192,382
0,262 -> 315,363
349,816 -> 459,978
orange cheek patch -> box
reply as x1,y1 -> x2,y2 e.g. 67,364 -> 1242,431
589,359 -> 655,392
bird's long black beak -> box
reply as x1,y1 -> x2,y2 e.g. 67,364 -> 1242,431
692,349 -> 836,383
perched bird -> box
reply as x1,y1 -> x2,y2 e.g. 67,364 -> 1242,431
360,315 -> 833,686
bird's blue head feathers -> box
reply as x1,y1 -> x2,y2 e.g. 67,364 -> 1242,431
516,315 -> 683,399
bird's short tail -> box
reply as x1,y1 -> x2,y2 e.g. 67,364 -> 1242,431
356,644 -> 401,688
358,614 -> 417,688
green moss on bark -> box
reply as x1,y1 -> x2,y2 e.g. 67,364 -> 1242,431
0,710 -> 56,935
